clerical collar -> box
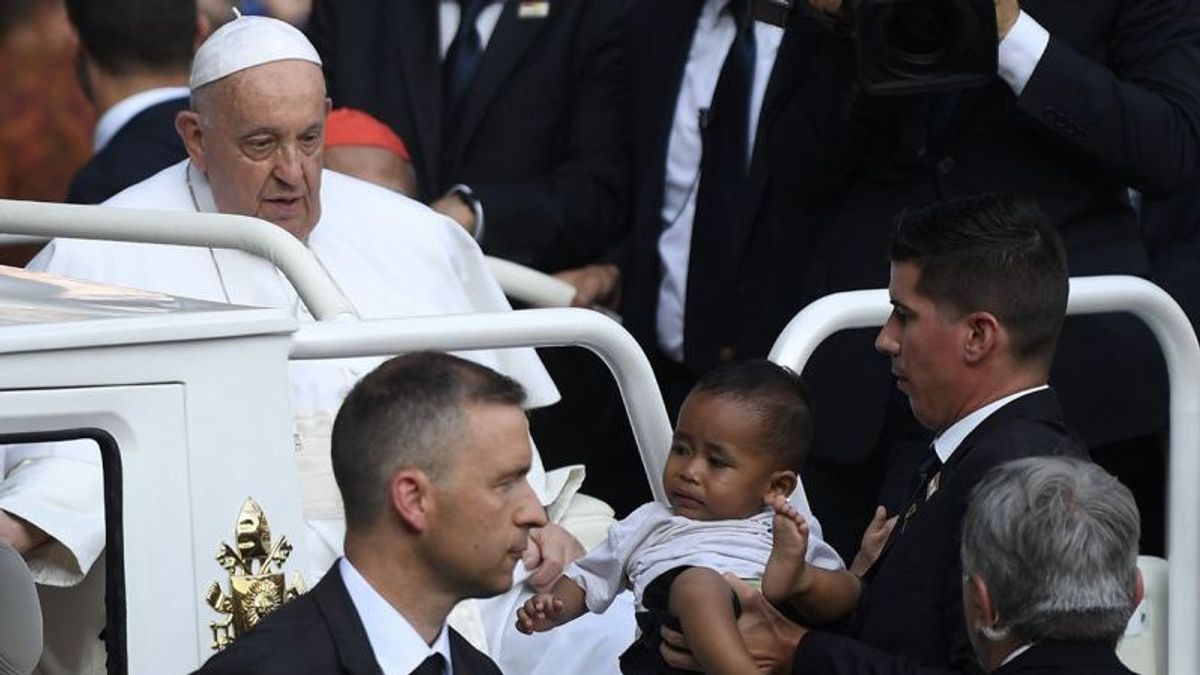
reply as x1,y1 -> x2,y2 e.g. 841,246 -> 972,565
932,385 -> 1048,464
185,162 -> 220,214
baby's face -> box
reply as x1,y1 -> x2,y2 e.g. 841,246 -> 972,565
662,393 -> 782,521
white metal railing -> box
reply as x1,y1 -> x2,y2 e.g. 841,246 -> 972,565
0,210 -> 577,311
0,200 -> 357,320
290,308 -> 672,502
768,275 -> 1200,675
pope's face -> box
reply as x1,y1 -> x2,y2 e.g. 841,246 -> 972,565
183,60 -> 330,241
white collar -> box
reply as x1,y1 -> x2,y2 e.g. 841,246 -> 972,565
92,86 -> 190,153
339,558 -> 454,675
932,385 -> 1048,464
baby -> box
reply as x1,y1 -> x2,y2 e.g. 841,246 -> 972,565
516,360 -> 862,675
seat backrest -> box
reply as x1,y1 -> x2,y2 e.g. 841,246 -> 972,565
1117,555 -> 1169,675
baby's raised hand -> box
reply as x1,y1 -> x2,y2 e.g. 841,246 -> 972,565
516,593 -> 566,634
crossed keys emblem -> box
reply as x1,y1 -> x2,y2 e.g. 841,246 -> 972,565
205,497 -> 303,650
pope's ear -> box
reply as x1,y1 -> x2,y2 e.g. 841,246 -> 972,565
176,110 -> 207,172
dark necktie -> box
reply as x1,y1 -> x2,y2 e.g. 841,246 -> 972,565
899,446 -> 943,534
681,0 -> 756,371
411,653 -> 445,675
443,0 -> 488,119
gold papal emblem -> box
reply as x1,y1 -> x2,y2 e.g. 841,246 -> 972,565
205,497 -> 304,650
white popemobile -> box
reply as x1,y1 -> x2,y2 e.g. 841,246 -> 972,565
0,200 -> 1195,675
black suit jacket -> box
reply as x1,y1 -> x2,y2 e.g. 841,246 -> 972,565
620,0 -> 812,376
993,642 -> 1136,675
307,0 -> 630,273
747,0 -> 1200,451
192,564 -> 501,675
66,96 -> 189,205
793,389 -> 1089,675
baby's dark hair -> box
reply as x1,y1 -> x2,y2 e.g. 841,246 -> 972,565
690,359 -> 814,472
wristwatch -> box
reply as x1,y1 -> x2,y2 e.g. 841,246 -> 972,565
449,184 -> 485,239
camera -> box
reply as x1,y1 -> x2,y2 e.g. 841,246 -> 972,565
752,0 -> 997,95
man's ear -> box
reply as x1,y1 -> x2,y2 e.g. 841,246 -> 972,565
1134,567 -> 1145,607
176,110 -> 208,172
966,573 -> 997,630
389,468 -> 435,533
768,470 -> 798,499
962,311 -> 1001,365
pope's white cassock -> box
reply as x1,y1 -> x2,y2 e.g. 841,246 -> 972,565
12,159 -> 635,675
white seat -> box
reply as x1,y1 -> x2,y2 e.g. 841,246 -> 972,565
1117,555 -> 1169,675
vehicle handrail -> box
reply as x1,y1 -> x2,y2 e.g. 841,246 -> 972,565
768,275 -> 1200,675
290,307 -> 673,502
0,200 -> 358,321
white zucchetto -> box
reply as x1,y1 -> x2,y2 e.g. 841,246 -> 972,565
189,15 -> 322,91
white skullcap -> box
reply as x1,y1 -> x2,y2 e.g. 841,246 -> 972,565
190,14 -> 322,91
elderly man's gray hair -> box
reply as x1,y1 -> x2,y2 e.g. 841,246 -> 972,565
961,456 -> 1140,644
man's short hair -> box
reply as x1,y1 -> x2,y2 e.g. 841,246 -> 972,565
331,352 -> 527,529
690,359 -> 814,472
961,456 -> 1140,644
890,195 -> 1068,366
65,0 -> 196,75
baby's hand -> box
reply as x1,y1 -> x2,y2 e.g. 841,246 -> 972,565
850,506 -> 897,577
516,593 -> 566,634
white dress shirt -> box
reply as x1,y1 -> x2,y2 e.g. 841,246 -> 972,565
656,0 -> 784,361
340,558 -> 455,675
438,1 -> 505,57
932,385 -> 1049,464
91,86 -> 190,153
997,11 -> 1051,96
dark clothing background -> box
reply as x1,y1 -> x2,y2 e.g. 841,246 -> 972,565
66,97 -> 190,205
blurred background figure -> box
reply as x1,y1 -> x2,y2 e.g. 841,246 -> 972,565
238,0 -> 310,26
323,108 -> 418,198
0,0 -> 91,267
0,0 -> 91,201
65,0 -> 211,205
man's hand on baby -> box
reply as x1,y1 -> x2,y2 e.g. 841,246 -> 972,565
516,593 -> 567,634
761,494 -> 812,604
522,523 -> 586,593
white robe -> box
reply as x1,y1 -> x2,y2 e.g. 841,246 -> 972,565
21,160 -> 633,675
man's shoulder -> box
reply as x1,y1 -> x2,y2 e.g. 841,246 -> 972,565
192,593 -> 337,675
104,160 -> 191,210
960,391 -> 1087,469
317,170 -> 475,252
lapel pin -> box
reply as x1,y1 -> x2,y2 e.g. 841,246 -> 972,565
518,0 -> 550,19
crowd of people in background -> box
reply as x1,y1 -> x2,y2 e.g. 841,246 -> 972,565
0,0 -> 1195,673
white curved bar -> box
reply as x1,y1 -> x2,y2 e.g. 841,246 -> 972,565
290,307 -> 674,502
0,199 -> 358,321
768,275 -> 1200,675
0,234 -> 48,246
485,256 -> 576,308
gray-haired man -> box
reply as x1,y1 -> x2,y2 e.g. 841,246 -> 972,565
961,456 -> 1141,675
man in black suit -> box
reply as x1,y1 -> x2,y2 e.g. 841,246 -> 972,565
305,0 -> 628,276
738,0 -> 1200,557
65,0 -> 222,205
960,456 -> 1141,675
660,195 -> 1089,674
194,352 -> 548,675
